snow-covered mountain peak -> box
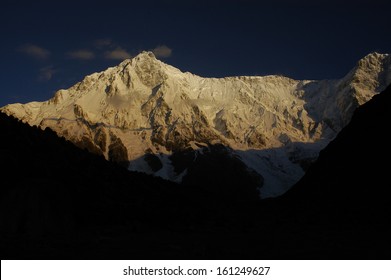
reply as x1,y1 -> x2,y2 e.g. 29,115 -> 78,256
133,50 -> 157,61
359,51 -> 388,63
2,52 -> 390,198
353,52 -> 389,78
339,52 -> 391,107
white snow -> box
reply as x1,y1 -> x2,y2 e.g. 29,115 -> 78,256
2,51 -> 390,197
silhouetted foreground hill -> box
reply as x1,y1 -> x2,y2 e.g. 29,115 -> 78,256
0,112 -> 260,259
275,84 -> 391,258
284,83 -> 391,224
1,84 -> 391,259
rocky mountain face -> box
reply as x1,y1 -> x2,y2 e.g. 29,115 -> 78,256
2,52 -> 390,197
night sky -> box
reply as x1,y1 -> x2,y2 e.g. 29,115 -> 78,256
0,0 -> 390,107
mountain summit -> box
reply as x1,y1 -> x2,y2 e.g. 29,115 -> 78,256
2,52 -> 390,197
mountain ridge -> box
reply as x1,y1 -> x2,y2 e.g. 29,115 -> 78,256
2,82 -> 391,258
2,51 -> 390,197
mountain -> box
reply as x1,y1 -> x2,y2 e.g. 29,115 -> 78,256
2,84 -> 391,259
2,52 -> 390,197
0,112 -> 259,259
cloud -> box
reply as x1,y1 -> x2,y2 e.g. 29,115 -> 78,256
38,66 -> 57,81
152,45 -> 172,58
68,49 -> 95,60
18,44 -> 50,60
94,39 -> 113,49
104,47 -> 131,60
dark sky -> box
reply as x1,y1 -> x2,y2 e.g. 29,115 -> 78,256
0,0 -> 390,106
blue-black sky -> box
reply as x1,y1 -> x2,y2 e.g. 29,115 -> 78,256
0,0 -> 390,106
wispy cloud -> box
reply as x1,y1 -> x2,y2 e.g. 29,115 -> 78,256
104,47 -> 132,60
18,44 -> 50,60
67,49 -> 95,60
152,45 -> 172,58
38,66 -> 57,81
94,38 -> 113,49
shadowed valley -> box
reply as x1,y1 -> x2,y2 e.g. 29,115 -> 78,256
1,85 -> 391,259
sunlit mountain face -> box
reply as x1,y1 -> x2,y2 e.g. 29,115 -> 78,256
2,52 -> 390,198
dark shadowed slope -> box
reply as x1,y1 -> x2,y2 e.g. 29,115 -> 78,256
0,113 -> 260,259
284,84 -> 391,224
267,84 -> 391,259
2,84 -> 391,259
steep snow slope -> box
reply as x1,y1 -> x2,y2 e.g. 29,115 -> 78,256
2,52 -> 390,197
